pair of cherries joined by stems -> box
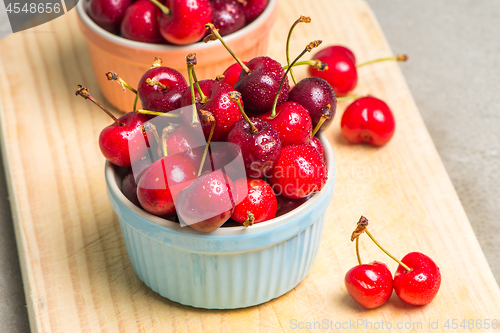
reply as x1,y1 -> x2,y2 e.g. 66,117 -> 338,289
345,216 -> 441,308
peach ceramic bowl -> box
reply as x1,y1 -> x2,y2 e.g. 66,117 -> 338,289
76,0 -> 279,113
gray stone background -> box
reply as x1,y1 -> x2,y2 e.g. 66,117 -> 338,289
0,0 -> 498,331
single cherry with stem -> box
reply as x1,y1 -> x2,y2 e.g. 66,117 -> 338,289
309,45 -> 408,96
75,85 -> 149,168
150,0 -> 213,45
136,58 -> 189,115
120,0 -> 164,44
340,96 -> 395,146
231,177 -> 277,225
344,216 -> 394,309
226,91 -> 282,178
176,116 -> 239,232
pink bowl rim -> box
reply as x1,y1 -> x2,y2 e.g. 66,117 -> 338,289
76,0 -> 278,51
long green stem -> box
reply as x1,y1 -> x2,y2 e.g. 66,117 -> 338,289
286,16 -> 311,85
197,112 -> 216,177
270,40 -> 322,119
283,59 -> 327,71
364,229 -> 412,272
204,23 -> 250,74
105,72 -> 137,94
133,95 -> 138,112
356,54 -> 408,68
136,109 -> 181,118
230,92 -> 257,133
355,236 -> 362,266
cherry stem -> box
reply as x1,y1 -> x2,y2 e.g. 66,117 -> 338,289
355,236 -> 362,266
149,0 -> 170,15
356,54 -> 408,68
230,91 -> 257,133
204,23 -> 250,74
364,229 -> 412,272
75,85 -> 124,126
286,16 -> 311,85
135,109 -> 181,118
186,63 -> 200,127
311,105 -> 332,136
270,40 -> 322,119
243,211 -> 255,227
282,59 -> 328,71
197,110 -> 216,177
143,122 -> 162,159
151,57 -> 162,68
187,53 -> 207,103
146,77 -> 168,91
105,72 -> 137,94
133,95 -> 138,112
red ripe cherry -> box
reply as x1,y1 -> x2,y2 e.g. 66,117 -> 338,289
307,136 -> 324,160
269,145 -> 327,199
137,65 -> 188,114
226,117 -> 281,178
122,168 -> 141,207
211,0 -> 246,36
180,79 -> 243,141
231,178 -> 277,224
137,154 -> 197,218
120,0 -> 164,44
341,96 -> 395,146
99,112 -> 150,168
394,252 -> 441,305
234,56 -> 290,115
241,0 -> 268,24
156,0 -> 213,45
258,101 -> 312,146
309,45 -> 357,97
88,0 -> 132,34
220,61 -> 247,88
345,261 -> 393,309
176,170 -> 237,232
165,124 -> 206,168
288,77 -> 337,130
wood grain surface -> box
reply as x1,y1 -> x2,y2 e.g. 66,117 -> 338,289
1,0 -> 499,332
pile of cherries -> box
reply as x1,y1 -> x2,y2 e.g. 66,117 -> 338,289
87,0 -> 268,44
76,19 -> 347,232
345,216 -> 441,308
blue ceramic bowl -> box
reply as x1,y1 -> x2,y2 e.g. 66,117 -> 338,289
105,134 -> 336,309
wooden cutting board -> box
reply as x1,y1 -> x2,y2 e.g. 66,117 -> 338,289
1,0 -> 499,332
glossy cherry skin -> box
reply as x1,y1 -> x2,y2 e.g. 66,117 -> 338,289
234,56 -> 289,115
275,195 -> 307,217
165,124 -> 206,168
176,170 -> 237,232
241,0 -> 268,23
137,66 -> 188,114
180,80 -> 242,142
394,252 -> 441,305
340,96 -> 395,146
99,112 -> 150,168
309,46 -> 357,97
88,0 -> 132,34
345,261 -> 393,309
226,117 -> 281,179
120,0 -> 164,43
258,101 -> 312,146
220,61 -> 247,88
211,0 -> 246,36
136,154 -> 197,218
158,0 -> 213,45
268,145 -> 327,199
288,77 -> 337,130
307,136 -> 324,160
231,178 -> 277,223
